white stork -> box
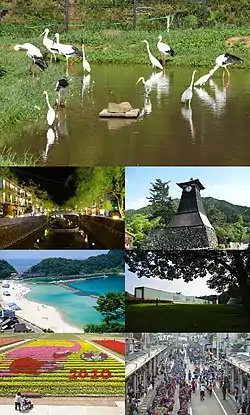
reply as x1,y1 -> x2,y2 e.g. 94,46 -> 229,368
214,53 -> 242,80
14,43 -> 47,76
53,33 -> 83,66
41,28 -> 59,62
157,35 -> 175,66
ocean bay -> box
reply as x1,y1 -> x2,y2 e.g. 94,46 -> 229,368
25,274 -> 124,329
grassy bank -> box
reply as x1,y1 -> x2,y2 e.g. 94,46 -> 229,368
126,303 -> 250,331
0,27 -> 250,164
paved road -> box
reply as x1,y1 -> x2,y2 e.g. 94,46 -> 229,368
190,387 -> 236,415
186,361 -> 237,415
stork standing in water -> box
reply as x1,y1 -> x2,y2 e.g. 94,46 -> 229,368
41,28 -> 59,62
157,35 -> 175,67
14,43 -> 47,76
53,33 -> 83,67
55,78 -> 69,107
194,53 -> 242,87
43,91 -> 55,126
82,44 -> 91,73
143,40 -> 163,70
181,70 -> 197,107
214,53 -> 242,81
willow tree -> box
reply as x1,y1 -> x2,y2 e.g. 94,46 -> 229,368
71,167 -> 125,217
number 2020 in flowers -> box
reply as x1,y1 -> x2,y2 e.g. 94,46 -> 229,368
69,369 -> 112,380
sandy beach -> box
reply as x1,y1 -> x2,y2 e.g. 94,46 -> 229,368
0,282 -> 83,333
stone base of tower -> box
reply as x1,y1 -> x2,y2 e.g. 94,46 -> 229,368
142,225 -> 218,250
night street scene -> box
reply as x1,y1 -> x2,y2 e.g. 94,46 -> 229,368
0,167 -> 124,249
126,333 -> 250,415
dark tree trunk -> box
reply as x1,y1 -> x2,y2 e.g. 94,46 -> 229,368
233,252 -> 250,315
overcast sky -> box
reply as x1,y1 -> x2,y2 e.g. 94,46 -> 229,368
126,166 -> 250,210
126,267 -> 218,297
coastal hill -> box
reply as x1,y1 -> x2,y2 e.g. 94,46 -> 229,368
19,250 -> 124,280
0,260 -> 17,278
126,197 -> 250,225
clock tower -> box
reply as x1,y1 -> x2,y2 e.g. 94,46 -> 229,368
142,178 -> 218,250
164,178 -> 218,249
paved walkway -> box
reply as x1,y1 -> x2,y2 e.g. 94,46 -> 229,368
0,404 -> 125,415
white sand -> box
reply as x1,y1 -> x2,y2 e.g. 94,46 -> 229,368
0,282 -> 83,333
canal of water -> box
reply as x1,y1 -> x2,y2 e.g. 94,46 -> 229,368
4,65 -> 250,166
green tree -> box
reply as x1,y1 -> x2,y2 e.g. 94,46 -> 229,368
125,249 -> 250,315
66,167 -> 125,218
146,179 -> 175,226
228,216 -> 248,242
94,292 -> 125,324
126,214 -> 161,246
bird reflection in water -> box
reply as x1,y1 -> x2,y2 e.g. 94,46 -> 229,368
194,87 -> 216,112
139,96 -> 152,118
193,79 -> 228,118
43,127 -> 56,161
55,105 -> 69,138
82,74 -> 91,102
209,79 -> 228,117
181,106 -> 195,143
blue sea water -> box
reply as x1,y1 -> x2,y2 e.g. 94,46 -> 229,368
67,274 -> 125,295
25,274 -> 125,329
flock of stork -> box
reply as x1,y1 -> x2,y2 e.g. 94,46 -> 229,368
14,28 -> 91,127
135,36 -> 243,107
13,29 -> 243,128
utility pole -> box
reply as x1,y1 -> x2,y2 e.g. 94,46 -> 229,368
216,333 -> 220,371
133,0 -> 137,30
203,0 -> 207,26
65,0 -> 70,32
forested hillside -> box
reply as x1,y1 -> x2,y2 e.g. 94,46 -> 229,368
20,250 -> 124,279
126,197 -> 250,225
0,259 -> 17,279
126,196 -> 250,246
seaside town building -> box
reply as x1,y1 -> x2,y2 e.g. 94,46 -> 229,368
0,175 -> 44,217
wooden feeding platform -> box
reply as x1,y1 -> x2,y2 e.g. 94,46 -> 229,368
99,102 -> 140,119
99,108 -> 140,118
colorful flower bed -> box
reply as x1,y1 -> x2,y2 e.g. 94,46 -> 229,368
93,339 -> 125,356
0,338 -> 24,347
0,340 -> 124,396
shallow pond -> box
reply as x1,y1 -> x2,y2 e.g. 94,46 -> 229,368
5,64 -> 250,165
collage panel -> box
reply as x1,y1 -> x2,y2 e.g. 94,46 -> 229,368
126,333 -> 250,415
0,332 -> 125,414
0,0 -> 249,413
125,166 -> 250,250
0,167 -> 124,250
0,249 -> 125,413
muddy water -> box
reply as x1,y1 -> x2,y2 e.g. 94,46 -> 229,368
7,65 -> 250,165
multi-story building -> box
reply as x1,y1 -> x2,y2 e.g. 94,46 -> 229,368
0,176 -> 43,217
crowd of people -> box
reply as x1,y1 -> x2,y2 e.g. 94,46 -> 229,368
127,343 -> 250,415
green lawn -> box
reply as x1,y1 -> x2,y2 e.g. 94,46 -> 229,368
126,303 -> 250,331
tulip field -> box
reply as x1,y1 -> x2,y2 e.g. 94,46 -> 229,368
0,339 -> 124,396
0,337 -> 24,347
93,339 -> 125,355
